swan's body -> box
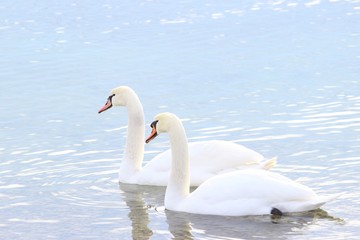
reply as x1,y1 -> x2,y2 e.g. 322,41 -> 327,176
99,86 -> 276,186
146,112 -> 341,216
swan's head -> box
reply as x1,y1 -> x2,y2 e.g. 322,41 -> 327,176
145,112 -> 179,143
98,86 -> 134,113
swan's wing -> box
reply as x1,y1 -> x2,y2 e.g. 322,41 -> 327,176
181,169 -> 327,216
188,140 -> 265,170
136,150 -> 172,186
143,149 -> 172,171
187,140 -> 269,185
191,169 -> 317,202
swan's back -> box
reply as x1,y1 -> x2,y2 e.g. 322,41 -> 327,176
187,140 -> 269,185
142,140 -> 270,186
177,169 -> 334,216
188,140 -> 264,169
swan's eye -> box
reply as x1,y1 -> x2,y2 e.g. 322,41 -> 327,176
108,94 -> 115,102
150,120 -> 159,129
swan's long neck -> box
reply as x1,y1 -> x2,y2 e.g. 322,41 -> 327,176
120,92 -> 145,176
165,120 -> 190,207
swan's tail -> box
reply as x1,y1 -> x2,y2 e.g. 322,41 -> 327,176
260,157 -> 277,170
280,192 -> 344,213
314,192 -> 345,207
302,192 -> 345,212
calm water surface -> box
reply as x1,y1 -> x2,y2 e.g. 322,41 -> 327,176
0,0 -> 359,239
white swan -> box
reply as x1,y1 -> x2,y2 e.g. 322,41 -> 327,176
145,112 -> 342,216
98,86 -> 276,186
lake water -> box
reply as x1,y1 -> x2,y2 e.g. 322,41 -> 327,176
0,0 -> 359,239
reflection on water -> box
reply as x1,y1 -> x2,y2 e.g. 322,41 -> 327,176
165,210 -> 338,240
119,183 -> 158,240
118,182 -> 345,240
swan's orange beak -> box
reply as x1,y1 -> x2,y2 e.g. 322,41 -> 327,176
145,120 -> 159,143
98,99 -> 112,113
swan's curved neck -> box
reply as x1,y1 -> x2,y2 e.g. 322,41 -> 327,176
165,120 -> 190,206
120,92 -> 145,175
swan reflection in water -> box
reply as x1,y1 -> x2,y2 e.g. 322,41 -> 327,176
119,183 -> 344,240
119,183 -> 165,239
165,208 -> 344,240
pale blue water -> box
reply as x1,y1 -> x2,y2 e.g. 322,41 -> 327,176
0,0 -> 359,239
